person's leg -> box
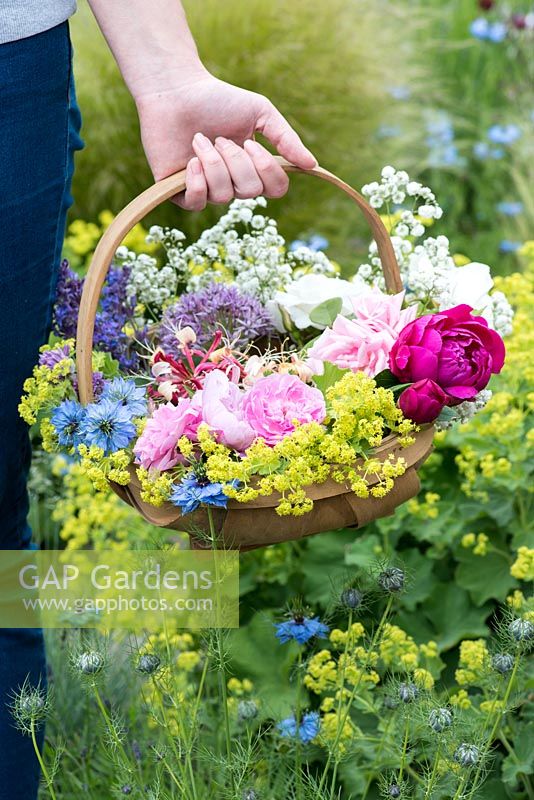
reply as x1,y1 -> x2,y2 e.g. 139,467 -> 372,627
0,22 -> 82,800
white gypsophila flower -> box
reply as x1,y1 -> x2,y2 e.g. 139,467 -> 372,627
266,273 -> 368,331
435,390 -> 493,431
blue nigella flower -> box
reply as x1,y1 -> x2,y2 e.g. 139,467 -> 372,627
80,399 -> 136,454
170,473 -> 234,515
487,124 -> 521,145
289,235 -> 329,252
51,400 -> 86,449
275,615 -> 329,645
496,201 -> 524,216
278,711 -> 320,743
499,240 -> 522,253
101,377 -> 147,418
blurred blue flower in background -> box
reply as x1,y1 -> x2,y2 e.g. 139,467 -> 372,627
470,17 -> 507,42
376,124 -> 402,139
496,201 -> 524,216
425,111 -> 464,167
289,235 -> 329,252
488,124 -> 521,145
499,240 -> 522,253
473,141 -> 504,160
387,85 -> 411,101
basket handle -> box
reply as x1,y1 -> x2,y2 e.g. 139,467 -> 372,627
76,157 -> 402,404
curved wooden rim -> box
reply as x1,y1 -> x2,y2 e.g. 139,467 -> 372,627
76,158 -> 403,404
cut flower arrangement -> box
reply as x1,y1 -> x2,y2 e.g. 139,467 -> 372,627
20,165 -> 509,548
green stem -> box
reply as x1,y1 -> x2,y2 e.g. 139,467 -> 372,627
423,740 -> 442,800
397,717 -> 410,784
361,716 -> 394,800
207,507 -> 235,794
317,595 -> 394,796
30,720 -> 58,800
295,648 -> 304,800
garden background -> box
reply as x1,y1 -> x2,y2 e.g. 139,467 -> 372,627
27,0 -> 533,798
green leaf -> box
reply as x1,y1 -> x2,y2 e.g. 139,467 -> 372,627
399,549 -> 436,612
300,530 -> 355,606
455,550 -> 518,606
312,361 -> 349,396
423,583 -> 490,650
227,611 -> 299,716
308,296 -> 342,327
345,534 -> 382,570
502,733 -> 534,786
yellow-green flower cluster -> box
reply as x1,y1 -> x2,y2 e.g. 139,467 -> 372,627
407,491 -> 440,519
18,345 -> 74,427
51,455 -> 154,550
510,547 -> 534,581
454,639 -> 490,687
78,444 -> 131,491
461,532 -> 490,556
136,467 -> 174,506
202,374 -> 415,516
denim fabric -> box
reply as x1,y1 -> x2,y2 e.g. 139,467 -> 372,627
0,22 -> 82,800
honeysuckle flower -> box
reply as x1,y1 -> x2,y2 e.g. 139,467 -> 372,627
307,291 -> 418,378
275,615 -> 329,645
51,400 -> 86,449
278,711 -> 320,743
170,473 -> 233,515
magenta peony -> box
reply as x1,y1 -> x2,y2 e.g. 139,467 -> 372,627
198,370 -> 255,452
242,373 -> 326,446
398,379 -> 448,424
133,399 -> 202,471
389,304 -> 505,403
307,291 -> 418,378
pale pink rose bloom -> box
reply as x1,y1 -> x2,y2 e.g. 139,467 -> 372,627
307,290 -> 418,377
243,373 -> 326,446
134,399 -> 202,471
199,370 -> 256,452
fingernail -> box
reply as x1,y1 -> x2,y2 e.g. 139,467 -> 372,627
193,132 -> 212,151
189,157 -> 202,175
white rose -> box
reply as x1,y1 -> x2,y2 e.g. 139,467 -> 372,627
266,273 -> 367,332
439,262 -> 495,324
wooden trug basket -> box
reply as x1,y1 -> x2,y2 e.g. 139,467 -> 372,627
75,158 -> 434,550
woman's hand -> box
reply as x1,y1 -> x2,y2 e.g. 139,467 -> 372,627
136,74 -> 317,210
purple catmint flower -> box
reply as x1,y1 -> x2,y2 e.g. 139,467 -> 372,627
52,260 -> 139,372
158,283 -> 275,353
72,370 -> 105,399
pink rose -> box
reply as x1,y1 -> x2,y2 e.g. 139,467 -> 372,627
134,399 -> 202,471
307,291 -> 418,377
243,373 -> 326,446
198,370 -> 255,452
398,379 -> 448,424
389,304 -> 505,404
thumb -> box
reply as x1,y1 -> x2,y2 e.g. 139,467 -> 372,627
256,99 -> 317,170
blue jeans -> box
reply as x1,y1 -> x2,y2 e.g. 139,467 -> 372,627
0,22 -> 82,799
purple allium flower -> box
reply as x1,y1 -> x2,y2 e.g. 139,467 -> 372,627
170,473 -> 234,515
39,343 -> 73,369
158,283 -> 275,352
275,615 -> 329,645
278,711 -> 320,743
